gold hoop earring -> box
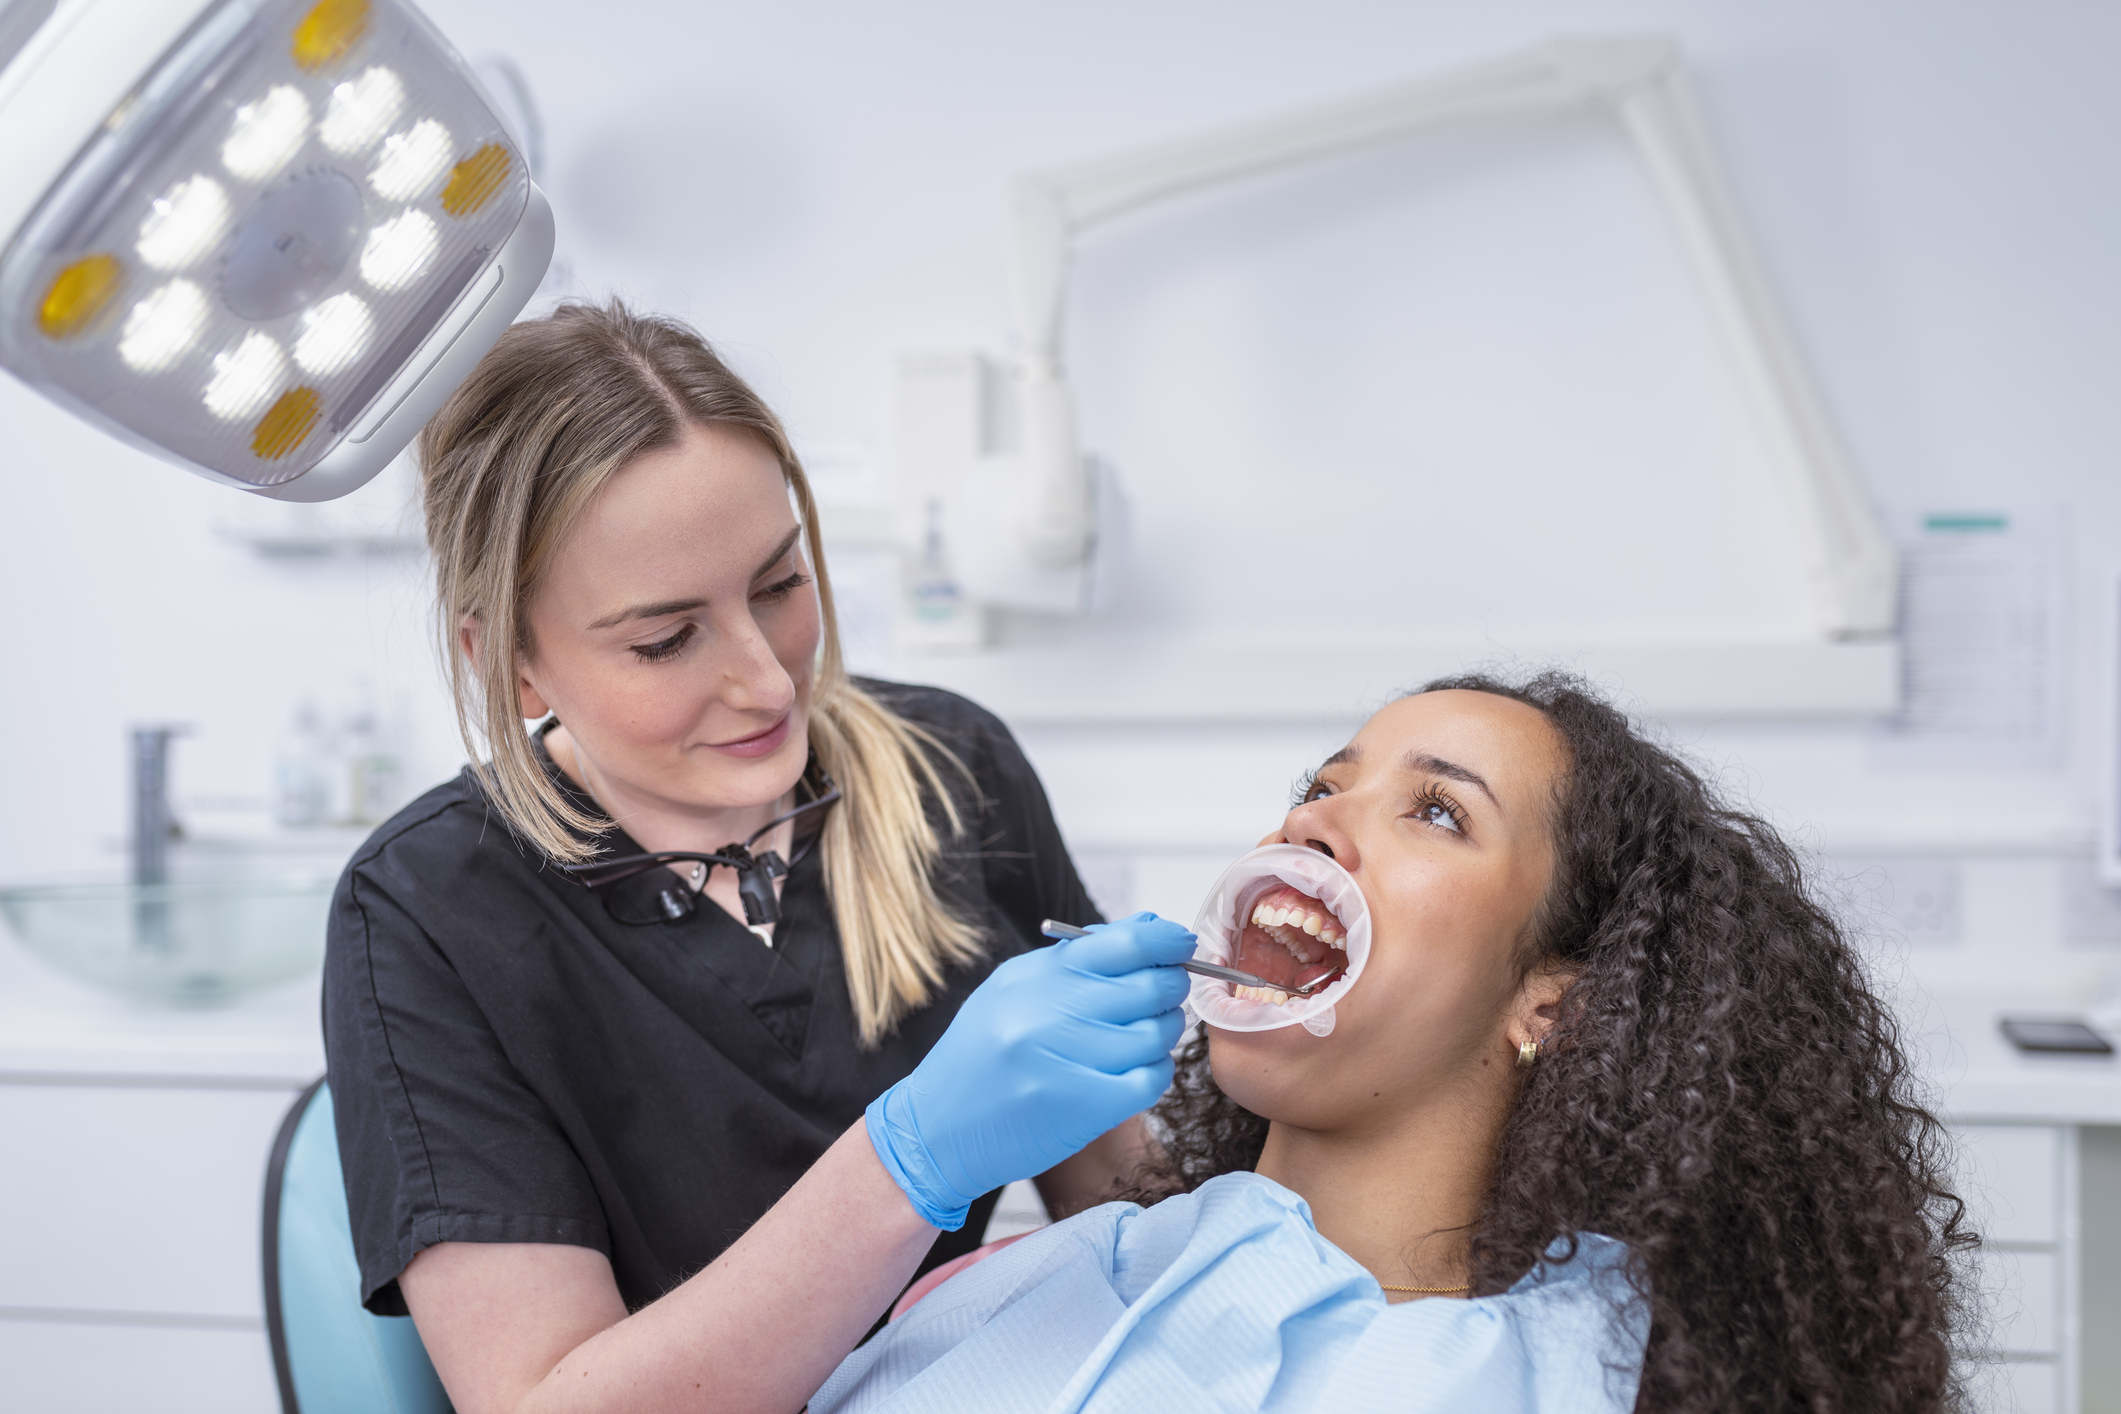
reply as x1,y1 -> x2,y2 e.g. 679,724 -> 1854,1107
1516,1039 -> 1540,1068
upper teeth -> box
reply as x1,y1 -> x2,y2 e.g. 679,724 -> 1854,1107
1251,898 -> 1344,948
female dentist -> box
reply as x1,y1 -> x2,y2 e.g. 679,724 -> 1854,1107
321,299 -> 1192,1414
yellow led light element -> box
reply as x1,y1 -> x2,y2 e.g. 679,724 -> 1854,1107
36,254 -> 124,339
440,143 -> 511,218
252,386 -> 322,459
292,0 -> 370,71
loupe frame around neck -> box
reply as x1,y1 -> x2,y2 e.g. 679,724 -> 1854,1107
559,762 -> 840,929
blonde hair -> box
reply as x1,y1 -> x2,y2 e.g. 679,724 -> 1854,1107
419,299 -> 985,1045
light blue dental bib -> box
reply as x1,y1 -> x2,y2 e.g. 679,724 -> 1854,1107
810,1172 -> 1647,1414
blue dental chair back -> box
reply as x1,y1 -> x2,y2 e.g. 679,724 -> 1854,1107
263,1079 -> 451,1414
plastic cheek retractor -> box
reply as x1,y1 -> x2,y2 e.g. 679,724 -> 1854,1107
1187,843 -> 1371,1038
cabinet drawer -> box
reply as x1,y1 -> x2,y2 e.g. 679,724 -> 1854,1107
1949,1125 -> 2059,1246
1968,1249 -> 2058,1356
0,1317 -> 278,1414
0,1083 -> 301,1318
1962,1358 -> 2056,1414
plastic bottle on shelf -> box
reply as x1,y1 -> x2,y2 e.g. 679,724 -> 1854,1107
273,702 -> 328,828
901,498 -> 985,652
336,699 -> 402,827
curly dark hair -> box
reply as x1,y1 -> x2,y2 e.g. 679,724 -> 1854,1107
1119,670 -> 1974,1413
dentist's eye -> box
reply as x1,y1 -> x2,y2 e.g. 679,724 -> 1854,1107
631,623 -> 695,663
754,571 -> 811,605
1410,786 -> 1466,834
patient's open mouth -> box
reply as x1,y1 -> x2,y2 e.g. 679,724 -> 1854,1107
1229,883 -> 1349,1004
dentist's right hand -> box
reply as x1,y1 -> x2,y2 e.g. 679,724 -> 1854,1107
865,912 -> 1196,1230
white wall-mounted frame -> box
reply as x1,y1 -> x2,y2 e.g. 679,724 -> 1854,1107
994,35 -> 1896,640
2101,568 -> 2121,886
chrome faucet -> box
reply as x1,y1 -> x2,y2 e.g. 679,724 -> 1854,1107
131,725 -> 186,887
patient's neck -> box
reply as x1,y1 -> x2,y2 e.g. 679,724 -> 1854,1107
1253,1081 -> 1511,1297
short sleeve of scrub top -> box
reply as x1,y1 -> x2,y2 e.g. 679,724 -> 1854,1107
323,681 -> 1101,1317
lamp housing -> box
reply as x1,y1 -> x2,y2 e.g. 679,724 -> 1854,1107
0,0 -> 553,500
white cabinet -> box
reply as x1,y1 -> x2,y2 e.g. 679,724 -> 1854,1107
1952,1123 -> 2078,1412
0,940 -> 322,1414
0,1322 -> 283,1414
0,1079 -> 310,1412
1972,1248 -> 2061,1357
1959,1125 -> 2063,1245
1969,1360 -> 2061,1414
1,940 -> 2116,1412
0,1085 -> 298,1318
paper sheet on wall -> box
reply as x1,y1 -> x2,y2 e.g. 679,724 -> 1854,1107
1868,509 -> 2068,769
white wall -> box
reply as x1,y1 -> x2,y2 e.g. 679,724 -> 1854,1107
3,0 -> 2118,1003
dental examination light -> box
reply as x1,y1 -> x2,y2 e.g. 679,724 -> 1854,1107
0,0 -> 553,501
952,36 -> 1895,638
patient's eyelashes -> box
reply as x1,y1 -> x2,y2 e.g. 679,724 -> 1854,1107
1409,785 -> 1466,835
1293,769 -> 1464,833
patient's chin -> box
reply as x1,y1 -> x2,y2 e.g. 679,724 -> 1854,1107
1202,1023 -> 1338,1121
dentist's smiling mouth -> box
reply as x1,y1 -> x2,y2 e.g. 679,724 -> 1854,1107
1229,883 -> 1349,1004
706,714 -> 791,758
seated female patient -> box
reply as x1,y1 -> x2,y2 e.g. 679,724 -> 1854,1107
810,672 -> 1969,1414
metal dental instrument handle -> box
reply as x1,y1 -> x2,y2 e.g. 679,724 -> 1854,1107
1181,958 -> 1336,997
1036,920 -> 1336,997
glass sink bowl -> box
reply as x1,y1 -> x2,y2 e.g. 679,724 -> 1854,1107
0,877 -> 335,1004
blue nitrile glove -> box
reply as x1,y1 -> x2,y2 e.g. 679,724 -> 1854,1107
866,912 -> 1195,1229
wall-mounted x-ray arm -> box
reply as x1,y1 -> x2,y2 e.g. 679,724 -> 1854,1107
996,35 -> 1896,639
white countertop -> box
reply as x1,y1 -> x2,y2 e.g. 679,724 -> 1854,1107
0,933 -> 323,1088
1,934 -> 2115,1122
1900,987 -> 2121,1126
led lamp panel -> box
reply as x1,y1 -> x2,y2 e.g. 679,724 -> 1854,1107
0,0 -> 541,492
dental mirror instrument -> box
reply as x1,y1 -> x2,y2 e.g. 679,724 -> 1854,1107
1037,919 -> 1336,997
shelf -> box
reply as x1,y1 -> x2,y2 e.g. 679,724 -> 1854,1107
894,638 -> 1902,725
212,526 -> 423,557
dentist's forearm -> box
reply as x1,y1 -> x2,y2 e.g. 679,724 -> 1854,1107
412,918 -> 1197,1414
409,1121 -> 935,1414
528,1121 -> 934,1414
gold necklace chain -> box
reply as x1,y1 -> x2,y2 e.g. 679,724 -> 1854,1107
1379,1282 -> 1471,1294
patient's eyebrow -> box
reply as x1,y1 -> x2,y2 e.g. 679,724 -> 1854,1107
585,528 -> 803,630
1404,750 -> 1501,812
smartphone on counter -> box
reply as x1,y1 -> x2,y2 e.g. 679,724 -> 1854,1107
1998,1017 -> 2115,1056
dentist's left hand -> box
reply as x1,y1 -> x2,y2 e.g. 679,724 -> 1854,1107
865,912 -> 1196,1229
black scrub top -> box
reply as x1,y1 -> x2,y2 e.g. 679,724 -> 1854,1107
323,681 -> 1099,1316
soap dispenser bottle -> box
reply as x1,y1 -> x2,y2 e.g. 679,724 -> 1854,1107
273,702 -> 327,829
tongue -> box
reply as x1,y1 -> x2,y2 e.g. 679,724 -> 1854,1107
1232,919 -> 1344,992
